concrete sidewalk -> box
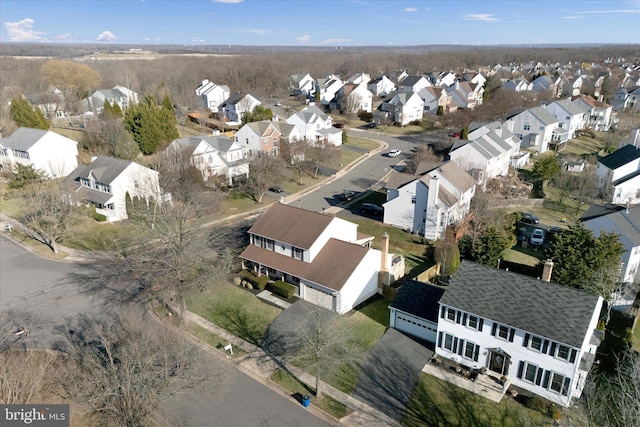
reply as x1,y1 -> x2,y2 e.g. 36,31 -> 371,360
184,308 -> 401,427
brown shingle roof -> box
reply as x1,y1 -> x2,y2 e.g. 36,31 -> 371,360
248,203 -> 334,250
239,238 -> 370,291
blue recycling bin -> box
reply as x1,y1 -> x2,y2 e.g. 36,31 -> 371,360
302,395 -> 311,408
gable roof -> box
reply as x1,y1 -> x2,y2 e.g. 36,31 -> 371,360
439,261 -> 601,348
390,280 -> 446,323
247,203 -> 334,250
598,144 -> 640,170
2,127 -> 49,151
240,237 -> 369,292
290,105 -> 330,124
170,134 -> 236,155
69,156 -> 133,185
548,98 -> 585,116
580,205 -> 640,246
527,106 -> 559,126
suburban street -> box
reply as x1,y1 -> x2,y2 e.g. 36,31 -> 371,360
0,235 -> 333,427
290,128 -> 452,214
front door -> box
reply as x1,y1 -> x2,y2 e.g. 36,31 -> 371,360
488,351 -> 510,376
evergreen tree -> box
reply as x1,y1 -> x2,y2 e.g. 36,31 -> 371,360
460,126 -> 469,140
9,96 -> 49,130
241,105 -> 273,125
102,100 -> 116,120
111,102 -> 123,118
161,94 -> 174,113
124,96 -> 178,155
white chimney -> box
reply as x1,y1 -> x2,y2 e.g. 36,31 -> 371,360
542,259 -> 554,282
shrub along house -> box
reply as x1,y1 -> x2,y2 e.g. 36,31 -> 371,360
434,260 -> 603,407
239,202 -> 404,314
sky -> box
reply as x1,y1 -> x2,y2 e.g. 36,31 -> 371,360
1,0 -> 639,46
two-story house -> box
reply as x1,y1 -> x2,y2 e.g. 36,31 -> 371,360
544,99 -> 587,140
396,75 -> 431,93
65,156 -> 161,222
165,134 -> 249,185
501,77 -> 533,93
374,91 -> 424,126
580,204 -> 640,311
337,83 -> 373,113
506,106 -> 561,153
346,72 -> 371,86
367,75 -> 396,97
84,86 -> 139,115
239,203 -> 404,314
218,92 -> 261,124
418,86 -> 454,115
436,261 -> 603,407
447,81 -> 483,109
195,79 -> 231,111
286,105 -> 342,146
571,95 -> 614,132
450,123 -> 522,186
383,161 -> 476,240
531,75 -> 562,97
0,127 -> 78,178
288,73 -> 315,97
315,74 -> 344,106
234,120 -> 300,158
596,144 -> 640,205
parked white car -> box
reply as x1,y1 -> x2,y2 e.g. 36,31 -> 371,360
388,149 -> 401,158
530,228 -> 545,246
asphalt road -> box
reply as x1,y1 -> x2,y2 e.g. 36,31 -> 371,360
0,235 -> 333,427
292,128 -> 452,214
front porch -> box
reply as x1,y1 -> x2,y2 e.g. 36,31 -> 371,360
422,356 -> 512,404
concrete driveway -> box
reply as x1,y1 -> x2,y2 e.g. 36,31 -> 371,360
353,328 -> 433,422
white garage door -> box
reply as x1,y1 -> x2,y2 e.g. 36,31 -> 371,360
394,312 -> 437,343
304,286 -> 334,311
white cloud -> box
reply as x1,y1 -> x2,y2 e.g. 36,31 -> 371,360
192,37 -> 206,43
463,14 -> 500,22
55,33 -> 74,42
97,30 -> 117,41
563,16 -> 582,20
4,18 -> 44,42
403,7 -> 417,12
296,34 -> 311,43
213,0 -> 243,3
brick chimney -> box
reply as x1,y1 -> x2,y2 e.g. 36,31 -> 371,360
542,259 -> 554,282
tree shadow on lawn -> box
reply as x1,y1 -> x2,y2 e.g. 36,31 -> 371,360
212,301 -> 268,346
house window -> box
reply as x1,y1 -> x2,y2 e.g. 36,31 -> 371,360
253,236 -> 262,247
549,373 -> 569,395
293,247 -> 303,260
467,316 -> 478,330
411,196 -> 416,204
523,124 -> 531,131
134,179 -> 139,189
524,363 -> 538,383
530,336 -> 543,352
556,345 -> 570,361
464,341 -> 475,359
497,325 -> 510,340
262,238 -> 274,250
444,334 -> 454,351
446,308 -> 456,321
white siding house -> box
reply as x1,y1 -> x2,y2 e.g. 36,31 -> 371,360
596,144 -> 640,205
0,127 -> 78,178
544,99 -> 587,139
165,134 -> 249,185
195,79 -> 230,111
66,156 -> 161,222
286,105 -> 342,146
288,73 -> 315,97
239,203 -> 404,314
375,91 -> 424,126
367,75 -> 396,97
235,121 -> 300,158
383,161 -> 476,240
581,204 -> 640,310
218,92 -> 261,124
506,107 -> 561,153
436,261 -> 603,408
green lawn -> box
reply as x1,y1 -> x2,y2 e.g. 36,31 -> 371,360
501,247 -> 544,267
632,321 -> 640,352
270,368 -> 353,419
344,137 -> 380,152
187,323 -> 248,358
186,281 -> 283,345
403,374 -> 557,427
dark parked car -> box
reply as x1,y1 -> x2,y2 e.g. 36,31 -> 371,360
269,185 -> 283,193
361,203 -> 383,216
520,212 -> 540,224
333,122 -> 345,129
340,190 -> 356,201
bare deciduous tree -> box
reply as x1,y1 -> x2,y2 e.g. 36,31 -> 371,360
280,137 -> 310,185
245,155 -> 287,203
16,179 -> 80,254
405,145 -> 442,175
41,60 -> 101,112
307,141 -> 340,179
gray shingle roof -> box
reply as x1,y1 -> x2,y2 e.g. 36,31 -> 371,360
2,127 -> 49,151
581,205 -> 640,247
439,261 -> 601,348
390,280 -> 446,322
528,106 -> 559,126
69,156 -> 133,185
